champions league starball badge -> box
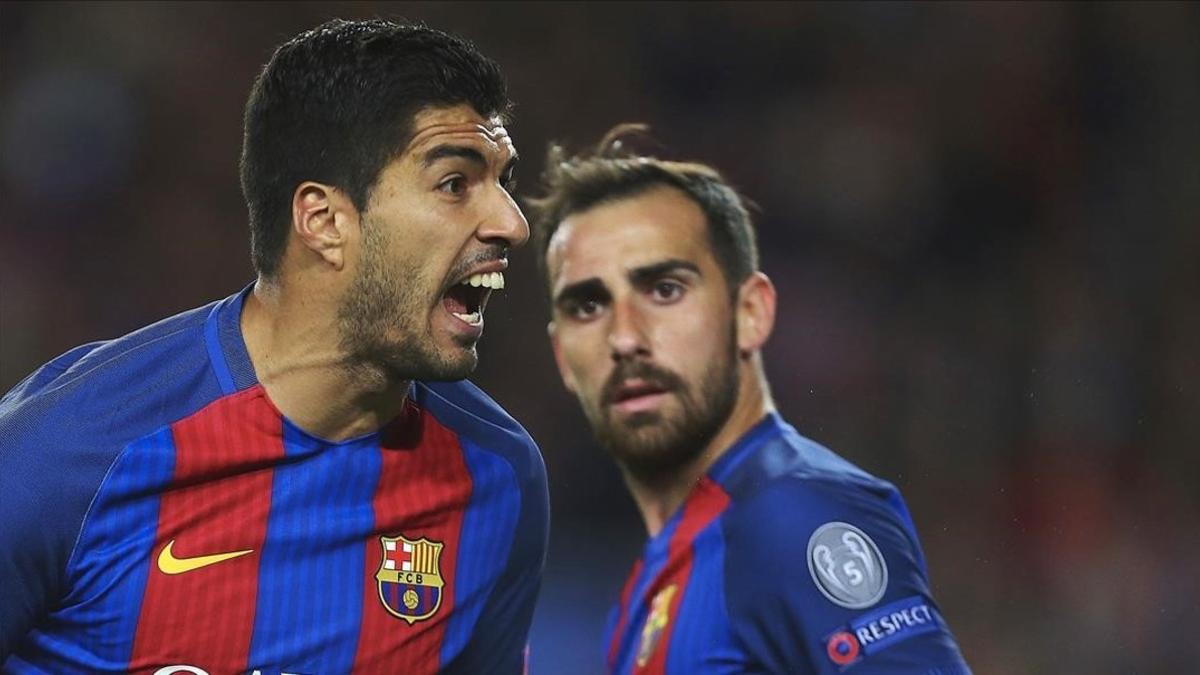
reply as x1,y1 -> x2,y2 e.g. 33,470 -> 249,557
807,521 -> 888,609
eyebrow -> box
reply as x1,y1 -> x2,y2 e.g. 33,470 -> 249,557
422,145 -> 486,168
628,259 -> 701,286
552,259 -> 700,310
422,144 -> 520,176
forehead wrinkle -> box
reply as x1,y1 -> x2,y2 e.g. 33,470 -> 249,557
406,112 -> 510,149
406,123 -> 516,170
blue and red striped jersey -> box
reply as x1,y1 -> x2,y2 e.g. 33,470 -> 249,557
0,286 -> 548,674
602,414 -> 971,674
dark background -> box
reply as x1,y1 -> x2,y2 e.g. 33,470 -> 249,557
2,2 -> 1198,673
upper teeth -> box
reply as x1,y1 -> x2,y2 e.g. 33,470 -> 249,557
461,272 -> 505,289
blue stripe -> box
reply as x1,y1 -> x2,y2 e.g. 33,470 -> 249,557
382,581 -> 395,611
610,515 -> 680,675
203,298 -> 236,394
12,428 -> 177,672
666,524 -> 738,673
246,422 -> 381,673
439,438 -> 520,666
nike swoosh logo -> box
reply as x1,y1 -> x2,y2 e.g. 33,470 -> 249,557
157,539 -> 255,575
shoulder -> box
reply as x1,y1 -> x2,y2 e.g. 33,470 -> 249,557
720,427 -> 923,585
0,301 -> 224,488
714,427 -> 969,672
721,469 -> 922,605
0,297 -> 224,477
720,424 -> 917,551
2,299 -> 217,430
0,299 -> 228,649
414,380 -> 546,490
716,423 -> 934,616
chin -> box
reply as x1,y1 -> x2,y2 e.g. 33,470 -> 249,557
362,337 -> 478,383
613,439 -> 704,480
418,347 -> 478,382
599,413 -> 704,476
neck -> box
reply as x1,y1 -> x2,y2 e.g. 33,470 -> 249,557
624,358 -> 775,537
241,277 -> 411,441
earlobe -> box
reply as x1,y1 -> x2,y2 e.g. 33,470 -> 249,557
736,272 -> 776,354
292,181 -> 352,270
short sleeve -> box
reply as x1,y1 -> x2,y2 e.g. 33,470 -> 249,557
0,453 -> 68,660
1,348 -> 102,659
721,477 -> 971,674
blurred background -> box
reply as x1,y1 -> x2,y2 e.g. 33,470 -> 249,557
2,2 -> 1198,672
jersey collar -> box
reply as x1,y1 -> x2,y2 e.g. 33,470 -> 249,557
706,411 -> 788,488
203,282 -> 259,395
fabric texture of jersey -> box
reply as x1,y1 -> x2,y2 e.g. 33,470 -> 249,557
0,285 -> 549,674
602,413 -> 971,674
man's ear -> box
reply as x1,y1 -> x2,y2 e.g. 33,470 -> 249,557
291,181 -> 357,271
547,321 -> 578,394
735,272 -> 776,356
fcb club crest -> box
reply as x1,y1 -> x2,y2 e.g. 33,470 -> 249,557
375,534 -> 445,624
636,584 -> 677,667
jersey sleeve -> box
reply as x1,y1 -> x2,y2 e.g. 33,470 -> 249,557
721,477 -> 971,674
0,447 -> 69,660
1,345 -> 108,659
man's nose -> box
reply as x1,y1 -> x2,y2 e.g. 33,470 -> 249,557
477,187 -> 530,248
608,298 -> 648,361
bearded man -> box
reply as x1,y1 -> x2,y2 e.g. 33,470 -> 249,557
0,19 -> 546,674
530,126 -> 970,674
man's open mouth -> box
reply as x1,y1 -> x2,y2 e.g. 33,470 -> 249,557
442,271 -> 505,327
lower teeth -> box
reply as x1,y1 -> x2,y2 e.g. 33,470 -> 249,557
452,311 -> 481,325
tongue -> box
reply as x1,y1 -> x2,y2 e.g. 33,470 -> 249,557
444,293 -> 467,314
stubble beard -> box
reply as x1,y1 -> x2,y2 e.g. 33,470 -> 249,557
337,221 -> 477,384
588,328 -> 740,484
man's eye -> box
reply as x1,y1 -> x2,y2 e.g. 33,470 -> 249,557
570,299 -> 601,319
437,176 -> 467,195
651,280 -> 684,302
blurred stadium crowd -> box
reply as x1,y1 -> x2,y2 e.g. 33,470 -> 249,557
2,3 -> 1197,673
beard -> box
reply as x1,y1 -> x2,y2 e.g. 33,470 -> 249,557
337,221 -> 477,382
585,326 -> 740,483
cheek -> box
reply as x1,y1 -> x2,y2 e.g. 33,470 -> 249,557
560,337 -> 607,389
654,313 -> 732,368
380,204 -> 459,262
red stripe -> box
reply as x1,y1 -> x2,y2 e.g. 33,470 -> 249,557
130,386 -> 283,672
351,402 -> 472,673
608,558 -> 644,669
635,477 -> 730,675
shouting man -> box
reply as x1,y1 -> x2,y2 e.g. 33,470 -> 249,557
1,19 -> 547,674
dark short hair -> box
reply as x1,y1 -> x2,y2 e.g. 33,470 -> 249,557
527,125 -> 759,297
240,19 -> 511,278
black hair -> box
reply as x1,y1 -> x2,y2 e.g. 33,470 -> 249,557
240,19 -> 511,277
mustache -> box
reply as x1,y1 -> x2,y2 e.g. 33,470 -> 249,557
601,360 -> 685,405
446,245 -> 508,283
